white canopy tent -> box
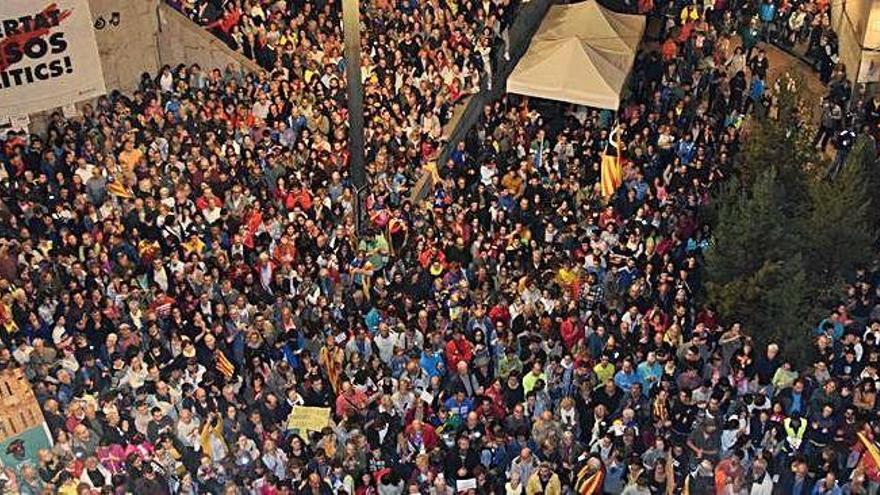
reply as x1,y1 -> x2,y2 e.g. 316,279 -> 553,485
506,0 -> 646,110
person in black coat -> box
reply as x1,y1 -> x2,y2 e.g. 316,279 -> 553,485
444,434 -> 481,485
298,472 -> 334,495
749,409 -> 779,447
773,457 -> 814,495
365,414 -> 399,459
302,377 -> 332,408
132,465 -> 171,495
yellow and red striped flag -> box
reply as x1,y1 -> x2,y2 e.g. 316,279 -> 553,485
106,181 -> 134,199
215,349 -> 235,379
575,459 -> 605,495
857,432 -> 880,482
600,154 -> 622,199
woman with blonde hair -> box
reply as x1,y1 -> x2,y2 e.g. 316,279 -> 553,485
390,376 -> 415,413
556,397 -> 580,437
505,470 -> 525,495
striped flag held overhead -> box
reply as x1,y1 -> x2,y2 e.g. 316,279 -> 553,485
215,349 -> 235,379
574,457 -> 604,495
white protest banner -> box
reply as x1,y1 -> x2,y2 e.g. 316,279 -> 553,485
456,479 -> 476,492
0,0 -> 106,115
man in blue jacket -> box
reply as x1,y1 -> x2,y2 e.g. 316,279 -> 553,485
759,0 -> 777,41
775,457 -> 814,495
420,343 -> 446,378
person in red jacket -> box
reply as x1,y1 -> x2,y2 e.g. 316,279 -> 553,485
288,185 -> 313,211
488,301 -> 510,327
195,186 -> 224,212
205,3 -> 241,34
272,234 -> 297,265
445,330 -> 473,369
404,419 -> 439,451
481,378 -> 508,421
559,312 -> 584,352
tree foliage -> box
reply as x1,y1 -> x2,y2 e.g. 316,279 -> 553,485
708,257 -> 811,361
704,83 -> 876,366
704,169 -> 814,362
805,150 -> 873,283
845,134 -> 880,235
736,76 -> 814,210
704,169 -> 802,287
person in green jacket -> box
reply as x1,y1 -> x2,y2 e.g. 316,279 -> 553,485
522,361 -> 547,395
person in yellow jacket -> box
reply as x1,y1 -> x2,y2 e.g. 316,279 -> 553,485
526,463 -> 562,495
199,412 -> 228,461
0,293 -> 18,338
680,3 -> 700,24
56,477 -> 89,495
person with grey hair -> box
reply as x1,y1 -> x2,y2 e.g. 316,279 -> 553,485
748,457 -> 773,495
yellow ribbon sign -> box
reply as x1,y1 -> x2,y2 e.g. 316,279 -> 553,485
286,406 -> 331,433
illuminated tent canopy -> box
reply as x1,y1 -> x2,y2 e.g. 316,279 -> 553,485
507,0 -> 646,110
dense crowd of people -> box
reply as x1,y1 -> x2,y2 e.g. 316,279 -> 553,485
0,0 -> 875,493
165,0 -> 515,149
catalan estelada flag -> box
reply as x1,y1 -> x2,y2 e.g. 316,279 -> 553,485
857,432 -> 880,482
600,127 -> 623,200
574,461 -> 605,495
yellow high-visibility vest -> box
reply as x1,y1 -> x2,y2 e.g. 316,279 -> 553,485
783,417 -> 807,449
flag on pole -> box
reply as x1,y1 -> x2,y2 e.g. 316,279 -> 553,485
600,154 -> 622,199
600,125 -> 623,200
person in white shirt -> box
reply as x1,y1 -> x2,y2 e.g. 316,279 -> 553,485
176,408 -> 202,450
262,439 -> 289,480
374,323 -> 400,364
251,93 -> 271,121
158,66 -> 174,93
477,35 -> 493,91
79,455 -> 112,489
481,160 -> 498,186
748,458 -> 773,495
